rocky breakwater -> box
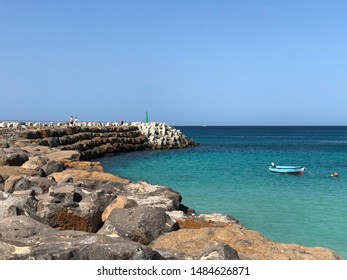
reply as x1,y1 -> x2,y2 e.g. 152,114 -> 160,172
0,121 -> 196,161
136,122 -> 196,150
0,123 -> 343,260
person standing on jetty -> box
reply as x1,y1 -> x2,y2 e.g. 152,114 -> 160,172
69,116 -> 74,126
74,116 -> 78,125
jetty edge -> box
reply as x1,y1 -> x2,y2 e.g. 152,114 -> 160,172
0,121 -> 342,260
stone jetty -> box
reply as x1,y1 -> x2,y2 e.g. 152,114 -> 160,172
0,121 -> 342,260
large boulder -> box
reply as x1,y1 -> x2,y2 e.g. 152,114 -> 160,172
4,175 -> 26,193
0,191 -> 39,220
41,160 -> 65,176
45,150 -> 80,161
50,169 -> 130,185
123,181 -> 182,211
0,230 -> 164,260
27,176 -> 57,193
36,182 -> 117,232
61,160 -> 104,172
101,195 -> 138,221
151,223 -> 342,260
21,156 -> 49,171
0,148 -> 29,166
0,216 -> 56,239
98,205 -> 178,245
0,166 -> 41,180
3,175 -> 44,195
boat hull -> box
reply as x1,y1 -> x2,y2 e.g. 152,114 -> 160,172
269,166 -> 304,174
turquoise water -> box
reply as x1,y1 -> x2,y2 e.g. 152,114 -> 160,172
99,126 -> 347,258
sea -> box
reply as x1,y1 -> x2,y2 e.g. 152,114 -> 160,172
99,126 -> 347,259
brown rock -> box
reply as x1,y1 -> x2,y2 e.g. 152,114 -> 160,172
178,214 -> 240,229
45,150 -> 80,161
4,175 -> 24,193
0,166 -> 40,179
50,169 -> 130,185
151,225 -> 342,260
62,160 -> 104,172
54,209 -> 91,232
20,145 -> 55,155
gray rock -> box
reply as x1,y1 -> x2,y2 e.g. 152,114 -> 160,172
21,156 -> 49,171
0,230 -> 164,260
0,216 -> 56,239
4,175 -> 24,193
42,160 -> 65,176
49,183 -> 76,204
124,181 -> 182,211
98,205 -> 178,245
0,148 -> 29,166
0,191 -> 39,220
199,243 -> 240,260
28,176 -> 57,193
13,176 -> 43,194
36,183 -> 117,232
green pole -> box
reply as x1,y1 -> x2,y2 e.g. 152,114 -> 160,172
146,111 -> 149,123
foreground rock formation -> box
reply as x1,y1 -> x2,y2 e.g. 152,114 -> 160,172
0,122 -> 342,260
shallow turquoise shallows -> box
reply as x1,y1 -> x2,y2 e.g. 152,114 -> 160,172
99,126 -> 347,259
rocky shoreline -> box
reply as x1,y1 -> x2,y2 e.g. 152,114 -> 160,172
0,122 -> 342,260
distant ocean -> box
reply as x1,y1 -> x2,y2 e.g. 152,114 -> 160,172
99,126 -> 347,259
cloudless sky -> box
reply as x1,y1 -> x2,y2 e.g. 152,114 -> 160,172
1,0 -> 347,125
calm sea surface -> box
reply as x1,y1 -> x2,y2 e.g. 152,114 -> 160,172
99,126 -> 347,258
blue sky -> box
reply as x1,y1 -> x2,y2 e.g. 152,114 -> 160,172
1,0 -> 347,125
